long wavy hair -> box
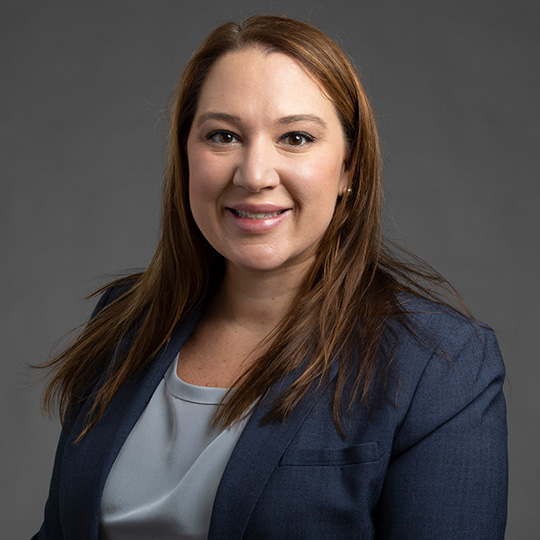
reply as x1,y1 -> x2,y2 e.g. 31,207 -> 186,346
39,15 -> 465,440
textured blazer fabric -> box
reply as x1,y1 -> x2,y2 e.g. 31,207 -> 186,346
33,289 -> 508,539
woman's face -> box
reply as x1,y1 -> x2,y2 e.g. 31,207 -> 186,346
186,47 -> 349,276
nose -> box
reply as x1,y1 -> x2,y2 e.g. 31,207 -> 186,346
232,138 -> 280,192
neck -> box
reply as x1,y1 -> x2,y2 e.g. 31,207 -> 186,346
209,261 -> 309,334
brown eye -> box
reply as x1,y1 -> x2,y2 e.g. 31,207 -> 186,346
218,133 -> 234,143
282,132 -> 314,147
288,134 -> 304,146
208,131 -> 237,144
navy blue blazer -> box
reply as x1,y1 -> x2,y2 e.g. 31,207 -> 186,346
34,290 -> 507,539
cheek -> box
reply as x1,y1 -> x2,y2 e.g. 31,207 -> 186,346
292,157 -> 344,211
188,152 -> 224,209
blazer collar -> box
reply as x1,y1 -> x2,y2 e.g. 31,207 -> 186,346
59,306 -> 203,540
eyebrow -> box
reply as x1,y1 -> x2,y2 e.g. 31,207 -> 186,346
195,112 -> 241,126
195,112 -> 327,129
276,114 -> 327,128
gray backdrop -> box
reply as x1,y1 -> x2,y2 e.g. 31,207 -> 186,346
2,1 -> 538,538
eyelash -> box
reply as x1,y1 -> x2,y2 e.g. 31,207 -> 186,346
205,130 -> 316,147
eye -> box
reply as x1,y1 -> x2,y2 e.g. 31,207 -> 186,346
207,131 -> 238,144
281,132 -> 315,147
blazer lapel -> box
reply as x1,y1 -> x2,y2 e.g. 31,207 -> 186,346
208,371 -> 324,540
59,306 -> 203,540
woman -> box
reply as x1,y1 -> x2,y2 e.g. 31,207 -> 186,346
34,15 -> 507,540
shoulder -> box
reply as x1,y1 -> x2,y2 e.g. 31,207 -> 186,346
390,292 -> 501,370
396,292 -> 489,338
89,275 -> 140,319
386,293 -> 505,451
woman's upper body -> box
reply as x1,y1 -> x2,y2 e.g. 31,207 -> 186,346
34,15 -> 508,540
33,288 -> 507,540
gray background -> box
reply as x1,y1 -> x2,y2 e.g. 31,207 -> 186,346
2,1 -> 538,538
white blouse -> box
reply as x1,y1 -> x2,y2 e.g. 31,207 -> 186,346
99,355 -> 248,540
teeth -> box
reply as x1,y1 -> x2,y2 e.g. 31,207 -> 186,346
235,209 -> 283,219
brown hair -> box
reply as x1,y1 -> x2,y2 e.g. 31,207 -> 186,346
39,15 -> 465,439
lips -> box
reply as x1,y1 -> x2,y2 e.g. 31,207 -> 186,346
225,204 -> 291,231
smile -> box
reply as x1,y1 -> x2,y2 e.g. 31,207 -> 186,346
231,209 -> 287,220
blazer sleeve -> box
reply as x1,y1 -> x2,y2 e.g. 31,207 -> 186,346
32,286 -> 116,540
374,324 -> 508,539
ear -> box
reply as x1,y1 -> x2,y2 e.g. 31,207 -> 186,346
338,163 -> 350,196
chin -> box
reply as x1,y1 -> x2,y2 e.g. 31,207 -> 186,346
228,258 -> 288,274
225,249 -> 315,276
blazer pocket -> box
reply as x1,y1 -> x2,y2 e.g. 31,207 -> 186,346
279,442 -> 379,467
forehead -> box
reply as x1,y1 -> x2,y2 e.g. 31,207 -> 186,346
194,48 -> 340,122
